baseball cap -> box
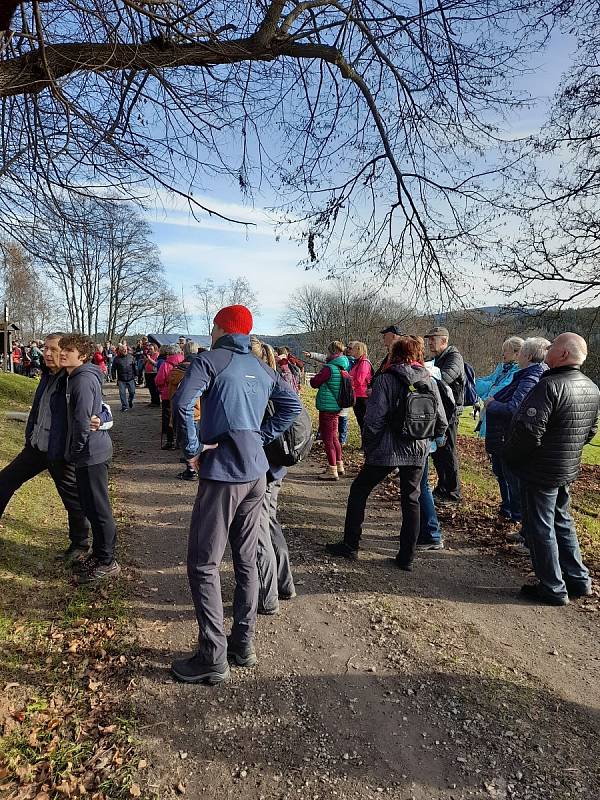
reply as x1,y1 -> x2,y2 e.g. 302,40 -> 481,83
423,326 -> 449,338
380,325 -> 404,336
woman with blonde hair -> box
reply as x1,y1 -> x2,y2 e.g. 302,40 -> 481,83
348,341 -> 373,432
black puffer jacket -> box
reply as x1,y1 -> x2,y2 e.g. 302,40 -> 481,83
434,345 -> 465,409
503,366 -> 599,487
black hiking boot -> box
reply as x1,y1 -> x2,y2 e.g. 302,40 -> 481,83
394,555 -> 413,571
325,540 -> 358,561
171,653 -> 230,684
227,637 -> 257,668
519,583 -> 569,606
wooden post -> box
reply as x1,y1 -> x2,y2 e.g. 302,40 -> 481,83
2,304 -> 9,373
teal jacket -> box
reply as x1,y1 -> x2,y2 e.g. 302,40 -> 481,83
310,355 -> 350,412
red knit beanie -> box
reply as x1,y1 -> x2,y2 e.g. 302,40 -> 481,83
213,304 -> 253,335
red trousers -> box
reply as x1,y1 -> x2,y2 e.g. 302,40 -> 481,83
319,411 -> 342,466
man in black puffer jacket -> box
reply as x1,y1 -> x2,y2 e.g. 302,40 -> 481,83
504,333 -> 599,606
424,326 -> 465,503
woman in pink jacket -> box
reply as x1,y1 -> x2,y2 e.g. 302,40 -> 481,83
155,345 -> 184,449
349,341 -> 372,432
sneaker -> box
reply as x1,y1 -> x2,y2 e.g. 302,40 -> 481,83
171,653 -> 230,684
258,605 -> 279,616
57,544 -> 91,564
76,560 -> 121,584
325,540 -> 358,561
279,590 -> 297,601
120,407 -> 128,412
519,583 -> 569,607
565,583 -> 593,599
177,468 -> 198,481
394,556 -> 413,571
161,442 -> 176,450
227,638 -> 257,668
416,541 -> 444,551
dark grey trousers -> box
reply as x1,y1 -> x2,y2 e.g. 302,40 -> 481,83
256,479 -> 295,613
187,475 -> 266,665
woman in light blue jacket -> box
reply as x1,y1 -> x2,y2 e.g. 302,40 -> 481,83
475,336 -> 524,438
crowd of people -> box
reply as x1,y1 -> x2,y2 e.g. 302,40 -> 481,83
1,340 -> 45,376
0,306 -> 598,686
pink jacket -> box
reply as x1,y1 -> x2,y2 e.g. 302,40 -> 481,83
156,353 -> 184,400
350,356 -> 373,398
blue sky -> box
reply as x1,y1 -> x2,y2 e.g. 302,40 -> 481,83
149,29 -> 577,336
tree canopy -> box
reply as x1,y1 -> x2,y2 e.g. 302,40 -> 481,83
0,1 -> 564,304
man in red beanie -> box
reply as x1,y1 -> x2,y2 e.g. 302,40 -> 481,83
171,305 -> 302,684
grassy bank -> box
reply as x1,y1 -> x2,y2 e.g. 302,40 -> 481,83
300,386 -> 600,569
0,374 -> 143,800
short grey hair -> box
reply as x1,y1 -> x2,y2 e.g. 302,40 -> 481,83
183,340 -> 198,357
521,337 -> 551,364
161,344 -> 182,356
502,336 -> 524,354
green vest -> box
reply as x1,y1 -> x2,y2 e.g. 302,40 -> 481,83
315,356 -> 350,412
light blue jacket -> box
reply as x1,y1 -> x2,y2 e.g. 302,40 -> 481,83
475,361 -> 520,438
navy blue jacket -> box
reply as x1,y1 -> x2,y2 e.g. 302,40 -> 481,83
485,362 -> 547,455
172,334 -> 302,483
65,364 -> 113,466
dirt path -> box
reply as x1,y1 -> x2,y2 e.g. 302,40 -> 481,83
107,385 -> 600,800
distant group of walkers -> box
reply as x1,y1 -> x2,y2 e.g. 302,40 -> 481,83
0,305 -> 598,687
2,340 -> 45,377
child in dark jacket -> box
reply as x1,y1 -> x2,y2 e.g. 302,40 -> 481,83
59,334 -> 120,585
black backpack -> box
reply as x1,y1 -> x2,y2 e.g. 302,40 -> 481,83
264,405 -> 314,467
334,366 -> 355,409
389,373 -> 438,439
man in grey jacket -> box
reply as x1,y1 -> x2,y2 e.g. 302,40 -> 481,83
425,326 -> 464,503
504,333 -> 599,606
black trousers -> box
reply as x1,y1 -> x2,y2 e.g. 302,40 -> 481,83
75,461 -> 117,564
353,397 -> 368,431
431,417 -> 461,500
343,463 -> 424,566
0,444 -> 91,547
161,398 -> 173,444
145,372 -> 160,405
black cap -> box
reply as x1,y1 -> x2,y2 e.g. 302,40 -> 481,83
380,325 -> 404,336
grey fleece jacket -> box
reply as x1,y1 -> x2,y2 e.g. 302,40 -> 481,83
363,362 -> 448,467
65,363 -> 113,466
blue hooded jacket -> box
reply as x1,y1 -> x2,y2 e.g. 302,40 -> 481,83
484,361 -> 548,455
172,334 -> 302,483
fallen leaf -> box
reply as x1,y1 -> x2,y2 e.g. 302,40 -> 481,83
129,784 -> 141,797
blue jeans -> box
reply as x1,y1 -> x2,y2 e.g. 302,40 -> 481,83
117,379 -> 136,410
490,452 -> 521,521
520,482 -> 591,599
338,415 -> 349,445
417,458 -> 442,545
